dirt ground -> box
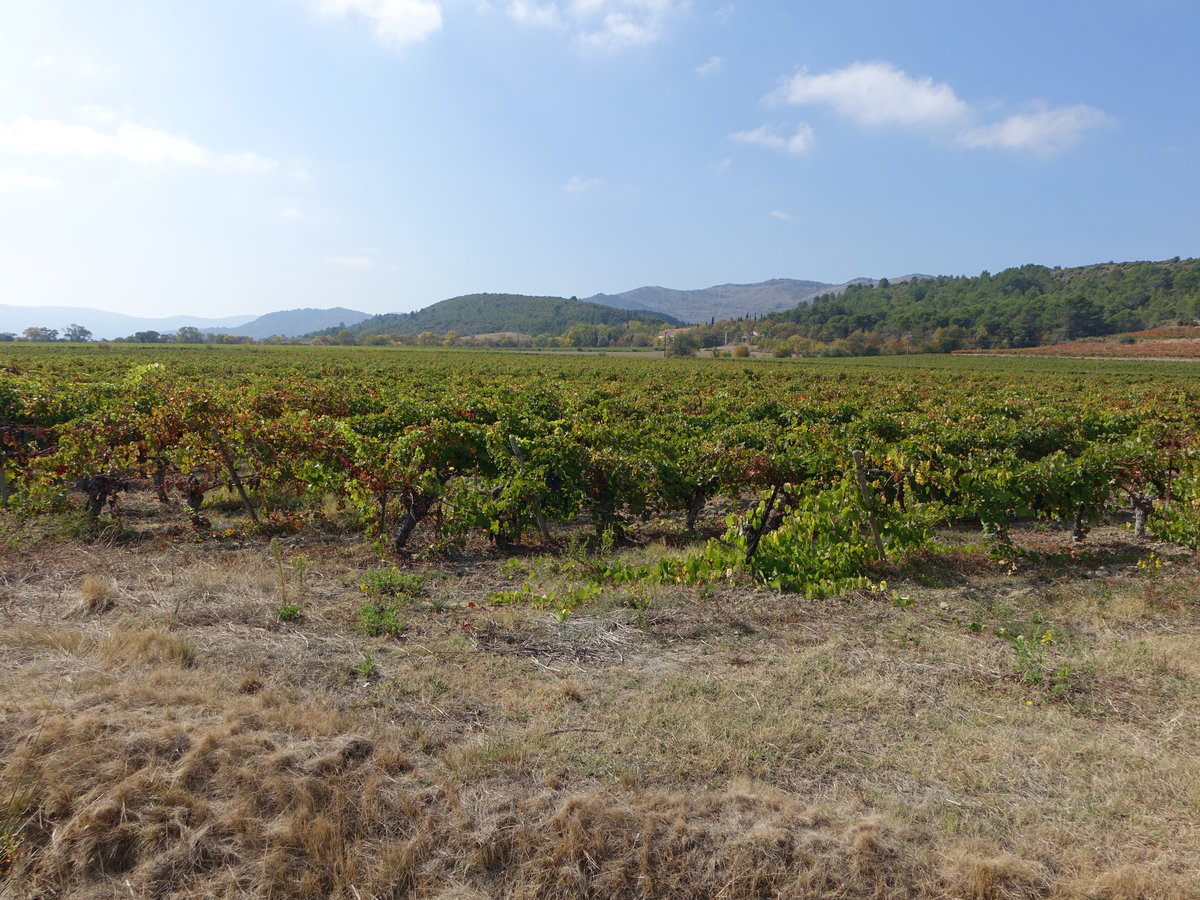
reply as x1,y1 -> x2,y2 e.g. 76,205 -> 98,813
1,508 -> 1198,898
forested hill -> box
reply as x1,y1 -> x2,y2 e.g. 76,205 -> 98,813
772,259 -> 1200,347
320,293 -> 681,338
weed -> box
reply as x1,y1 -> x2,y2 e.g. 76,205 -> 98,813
276,603 -> 303,623
357,649 -> 378,678
359,567 -> 423,598
498,557 -> 526,578
1009,630 -> 1055,685
290,553 -> 310,586
486,581 -> 600,622
359,602 -> 405,637
0,828 -> 21,880
270,538 -> 287,606
488,584 -> 534,605
1049,664 -> 1079,697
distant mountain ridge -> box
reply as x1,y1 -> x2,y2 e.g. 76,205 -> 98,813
0,304 -> 255,341
587,275 -> 933,323
328,293 -> 682,338
0,305 -> 369,340
1,276 -> 942,342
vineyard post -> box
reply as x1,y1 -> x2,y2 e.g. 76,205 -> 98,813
852,450 -> 886,561
209,427 -> 259,526
508,435 -> 552,542
0,455 -> 8,509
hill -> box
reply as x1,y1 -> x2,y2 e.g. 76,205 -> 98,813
588,275 -> 932,324
772,258 -> 1200,348
211,307 -> 370,339
326,293 -> 682,338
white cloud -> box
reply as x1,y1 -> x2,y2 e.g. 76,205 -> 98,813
329,254 -> 375,269
696,55 -> 722,76
34,50 -> 106,80
75,105 -> 119,125
768,209 -> 792,221
0,168 -> 55,191
730,123 -> 815,155
768,60 -> 1114,155
564,175 -> 605,192
706,157 -> 732,173
955,102 -> 1115,154
506,0 -> 684,51
0,115 -> 278,173
771,61 -> 971,130
314,0 -> 443,47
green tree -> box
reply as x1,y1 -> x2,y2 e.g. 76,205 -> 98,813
666,332 -> 699,357
931,325 -> 969,353
63,324 -> 92,342
175,326 -> 207,343
22,327 -> 59,342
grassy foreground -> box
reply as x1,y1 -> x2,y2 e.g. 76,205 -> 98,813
1,512 -> 1197,899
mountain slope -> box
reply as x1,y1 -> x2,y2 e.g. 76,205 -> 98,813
212,307 -> 370,339
330,293 -> 681,337
587,279 -> 833,323
773,259 -> 1200,347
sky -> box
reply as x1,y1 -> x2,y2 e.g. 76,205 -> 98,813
1,0 -> 1197,319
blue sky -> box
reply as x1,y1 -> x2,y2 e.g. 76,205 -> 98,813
1,0 -> 1197,318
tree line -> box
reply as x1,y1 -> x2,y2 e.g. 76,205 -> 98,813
768,258 -> 1200,350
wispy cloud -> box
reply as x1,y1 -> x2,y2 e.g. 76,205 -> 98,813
329,253 -> 375,269
0,168 -> 56,191
506,0 -> 685,51
730,123 -> 815,155
313,0 -> 443,47
507,0 -> 562,28
956,102 -> 1115,155
0,115 -> 277,173
706,157 -> 732,174
768,209 -> 792,221
696,55 -> 723,76
564,174 -> 605,193
768,60 -> 1114,155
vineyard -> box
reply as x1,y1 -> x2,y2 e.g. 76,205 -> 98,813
5,345 -> 1200,586
2,344 -> 1199,898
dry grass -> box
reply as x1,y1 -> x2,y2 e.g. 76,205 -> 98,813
0,523 -> 1197,898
